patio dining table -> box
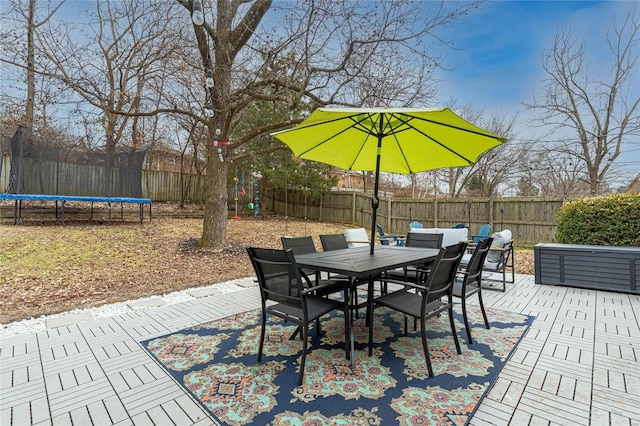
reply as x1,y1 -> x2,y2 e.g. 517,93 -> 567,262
294,245 -> 439,363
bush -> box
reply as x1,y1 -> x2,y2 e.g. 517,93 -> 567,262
555,193 -> 640,246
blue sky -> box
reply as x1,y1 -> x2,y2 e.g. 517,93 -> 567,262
443,0 -> 640,177
439,0 -> 630,113
433,0 -> 639,176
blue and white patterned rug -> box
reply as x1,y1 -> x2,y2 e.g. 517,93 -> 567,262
142,304 -> 533,425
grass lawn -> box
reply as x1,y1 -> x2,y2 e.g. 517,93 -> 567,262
0,215 -> 533,324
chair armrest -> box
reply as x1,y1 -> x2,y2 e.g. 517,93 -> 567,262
377,236 -> 396,242
379,278 -> 428,292
301,280 -> 346,295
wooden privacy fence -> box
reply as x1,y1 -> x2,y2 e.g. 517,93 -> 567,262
1,159 -> 565,246
142,170 -> 205,202
264,188 -> 568,248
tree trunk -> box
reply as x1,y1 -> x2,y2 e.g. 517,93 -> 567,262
201,138 -> 229,248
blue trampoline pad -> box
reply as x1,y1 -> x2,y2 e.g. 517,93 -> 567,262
0,194 -> 151,203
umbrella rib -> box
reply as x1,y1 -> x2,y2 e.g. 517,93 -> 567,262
386,112 -> 491,166
294,113 -> 378,159
409,114 -> 506,141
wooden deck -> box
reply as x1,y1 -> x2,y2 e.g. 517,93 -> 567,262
1,274 -> 638,425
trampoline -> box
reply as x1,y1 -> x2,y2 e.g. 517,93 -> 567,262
0,193 -> 152,225
2,126 -> 152,225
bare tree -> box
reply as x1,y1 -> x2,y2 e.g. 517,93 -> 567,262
436,106 -> 520,198
0,0 -> 66,141
525,3 -> 640,195
177,0 -> 481,248
532,149 -> 590,196
32,0 -> 185,164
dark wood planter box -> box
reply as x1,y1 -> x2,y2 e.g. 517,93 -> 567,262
534,243 -> 640,294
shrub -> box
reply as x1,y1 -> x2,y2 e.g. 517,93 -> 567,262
555,193 -> 640,246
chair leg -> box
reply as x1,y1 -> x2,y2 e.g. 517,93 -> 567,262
461,296 -> 473,344
448,302 -> 462,354
477,289 -> 491,330
258,311 -> 266,362
298,325 -> 308,386
419,318 -> 434,378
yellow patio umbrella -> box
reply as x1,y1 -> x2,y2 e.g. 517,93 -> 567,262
271,107 -> 507,254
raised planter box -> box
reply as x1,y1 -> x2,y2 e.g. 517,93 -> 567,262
534,243 -> 640,294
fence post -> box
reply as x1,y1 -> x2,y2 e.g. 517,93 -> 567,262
352,191 -> 356,225
489,197 -> 495,230
433,197 -> 438,227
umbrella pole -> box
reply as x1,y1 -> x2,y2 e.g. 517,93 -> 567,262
370,115 -> 384,255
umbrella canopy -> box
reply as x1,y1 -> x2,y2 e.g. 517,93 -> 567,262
271,107 -> 507,254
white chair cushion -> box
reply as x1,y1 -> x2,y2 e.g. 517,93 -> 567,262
344,228 -> 370,248
486,229 -> 511,263
408,227 -> 468,248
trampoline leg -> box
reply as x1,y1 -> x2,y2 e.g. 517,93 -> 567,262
61,200 -> 66,226
120,203 -> 124,221
13,200 -> 18,225
108,202 -> 112,224
90,202 -> 94,221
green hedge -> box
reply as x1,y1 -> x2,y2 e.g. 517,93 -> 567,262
555,193 -> 640,246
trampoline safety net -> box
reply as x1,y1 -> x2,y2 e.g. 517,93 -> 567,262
3,126 -> 146,198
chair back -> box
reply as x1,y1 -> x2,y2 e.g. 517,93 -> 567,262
464,237 -> 493,285
479,224 -> 491,235
469,224 -> 491,242
451,223 -> 467,229
422,241 -> 467,302
246,247 -> 304,309
405,231 -> 443,249
281,236 -> 317,254
344,228 -> 370,248
376,223 -> 385,237
320,234 -> 349,251
409,221 -> 423,230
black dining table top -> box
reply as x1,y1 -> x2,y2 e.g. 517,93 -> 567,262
294,245 -> 439,279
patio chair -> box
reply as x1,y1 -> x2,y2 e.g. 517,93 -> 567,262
369,242 -> 467,377
469,224 -> 491,243
344,227 -> 370,248
281,236 -> 347,298
453,237 -> 493,344
246,247 -> 348,386
376,224 -> 404,246
383,232 -> 443,284
405,232 -> 443,249
320,233 -> 369,317
483,235 -> 515,291
460,230 -> 515,292
409,221 -> 424,231
319,233 -> 349,251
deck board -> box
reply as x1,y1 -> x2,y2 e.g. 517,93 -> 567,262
1,274 -> 640,425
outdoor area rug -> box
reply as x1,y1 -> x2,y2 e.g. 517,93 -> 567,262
141,305 -> 534,425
